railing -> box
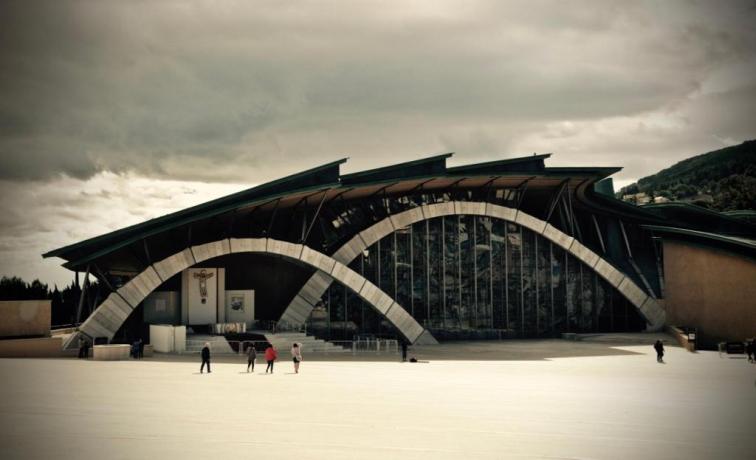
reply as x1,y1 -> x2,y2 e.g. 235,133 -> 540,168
183,339 -> 398,355
332,338 -> 399,354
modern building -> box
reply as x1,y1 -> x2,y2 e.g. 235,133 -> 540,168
44,154 -> 755,348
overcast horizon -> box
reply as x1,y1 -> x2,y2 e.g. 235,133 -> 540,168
1,0 -> 755,287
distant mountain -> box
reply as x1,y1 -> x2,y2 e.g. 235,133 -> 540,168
618,140 -> 756,212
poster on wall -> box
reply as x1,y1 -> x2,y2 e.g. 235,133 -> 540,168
225,290 -> 254,326
186,268 -> 218,324
230,295 -> 244,312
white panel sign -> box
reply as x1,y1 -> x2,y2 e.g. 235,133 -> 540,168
186,268 -> 218,324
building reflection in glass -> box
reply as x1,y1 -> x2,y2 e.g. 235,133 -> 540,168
308,215 -> 645,340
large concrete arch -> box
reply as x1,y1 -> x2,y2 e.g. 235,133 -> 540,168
280,201 -> 666,331
77,238 -> 436,345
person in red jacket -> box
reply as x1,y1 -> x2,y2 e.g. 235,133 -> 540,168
265,345 -> 278,373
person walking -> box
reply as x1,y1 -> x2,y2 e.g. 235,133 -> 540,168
400,339 -> 408,362
78,336 -> 86,359
200,342 -> 211,374
291,343 -> 302,374
265,345 -> 278,373
138,339 -> 144,359
746,339 -> 754,363
654,339 -> 665,363
247,344 -> 257,373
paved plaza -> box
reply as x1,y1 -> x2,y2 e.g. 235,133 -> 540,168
0,340 -> 754,459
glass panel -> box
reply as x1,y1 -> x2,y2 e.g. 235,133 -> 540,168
475,216 -> 492,329
428,218 -> 444,328
537,236 -> 551,336
566,252 -> 580,332
411,221 -> 428,324
491,219 -> 506,329
506,223 -> 521,335
578,263 -> 594,332
379,234 -> 395,297
319,209 -> 654,340
327,283 -> 348,340
596,277 -> 611,331
444,216 -> 460,329
551,245 -> 567,333
395,226 -> 412,317
521,228 -> 536,336
459,215 -> 475,329
347,258 -> 362,337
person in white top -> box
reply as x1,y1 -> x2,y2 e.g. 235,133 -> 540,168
291,343 -> 302,374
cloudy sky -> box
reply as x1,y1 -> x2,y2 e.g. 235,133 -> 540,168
1,0 -> 755,287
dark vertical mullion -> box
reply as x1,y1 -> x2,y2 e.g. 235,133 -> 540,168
442,217 -> 447,329
520,226 -> 524,337
535,234 -> 539,336
504,221 -> 509,330
579,261 -> 584,332
393,232 -> 398,301
409,224 -> 414,317
361,254 -> 365,331
550,241 -> 555,334
473,216 -> 478,328
426,220 -> 430,323
564,247 -> 569,333
457,215 -> 462,327
489,218 -> 494,329
377,239 -> 381,290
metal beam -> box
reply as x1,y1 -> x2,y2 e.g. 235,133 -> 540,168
75,265 -> 90,325
544,179 -> 569,222
265,198 -> 282,236
592,214 -> 606,253
302,190 -> 328,243
515,177 -> 534,210
142,239 -> 152,265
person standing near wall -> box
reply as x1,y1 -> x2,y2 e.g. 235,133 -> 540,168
654,340 -> 665,363
200,342 -> 211,374
247,344 -> 257,373
291,343 -> 302,374
265,345 -> 277,373
78,336 -> 86,359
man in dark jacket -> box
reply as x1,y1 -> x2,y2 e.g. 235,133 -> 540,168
200,342 -> 211,373
654,340 -> 664,363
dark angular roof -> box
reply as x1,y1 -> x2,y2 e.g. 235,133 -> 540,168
42,153 -> 678,266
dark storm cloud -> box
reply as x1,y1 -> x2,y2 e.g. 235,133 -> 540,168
1,0 -> 754,183
1,0 -> 755,286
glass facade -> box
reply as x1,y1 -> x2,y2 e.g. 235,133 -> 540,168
312,214 -> 645,340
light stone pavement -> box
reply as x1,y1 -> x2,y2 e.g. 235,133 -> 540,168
0,341 -> 754,459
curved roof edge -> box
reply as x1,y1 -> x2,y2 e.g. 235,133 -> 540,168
643,225 -> 756,259
44,153 -> 621,264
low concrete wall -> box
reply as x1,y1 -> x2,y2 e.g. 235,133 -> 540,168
0,337 -> 63,358
93,344 -> 130,361
667,326 -> 695,352
149,325 -> 186,353
0,300 -> 51,338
